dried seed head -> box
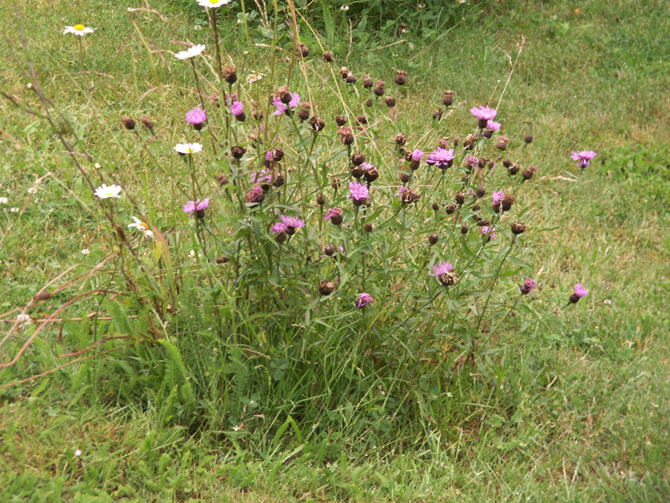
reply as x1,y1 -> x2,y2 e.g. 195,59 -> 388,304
331,177 -> 341,191
501,194 -> 515,212
395,133 -> 407,146
461,224 -> 469,234
223,65 -> 238,84
472,204 -> 481,212
428,233 -> 439,245
273,148 -> 285,162
463,134 -> 477,150
395,70 -> 407,86
364,222 -> 374,233
432,109 -> 444,121
345,72 -> 357,84
216,255 -> 229,264
476,186 -> 486,198
509,163 -> 521,175
497,137 -> 510,151
356,115 -> 368,126
399,172 -> 410,184
140,115 -> 154,131
309,116 -> 325,131
299,43 -> 309,58
363,166 -> 379,183
273,174 -> 285,188
351,152 -> 366,165
438,271 -> 458,287
217,173 -> 229,186
277,85 -> 292,104
522,165 -> 537,180
319,280 -> 336,296
373,80 -> 386,96
121,116 -> 136,130
511,221 -> 527,235
339,67 -> 349,79
455,191 -> 465,205
477,219 -> 490,227
362,74 -> 373,88
503,159 -> 512,168
400,188 -> 421,205
385,97 -> 396,108
446,203 -> 457,214
323,51 -> 334,62
365,99 -> 373,107
442,90 -> 455,107
231,145 -> 246,159
341,133 -> 354,145
335,115 -> 347,126
524,134 -> 533,144
350,165 -> 364,178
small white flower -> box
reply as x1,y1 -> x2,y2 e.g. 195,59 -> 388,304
603,299 -> 611,305
28,187 -> 37,195
94,184 -> 122,199
194,25 -> 202,31
74,449 -> 82,456
418,3 -> 426,8
0,197 -> 7,204
237,19 -> 243,24
246,72 -> 264,84
175,44 -> 206,60
197,0 -> 231,7
10,207 -> 19,213
341,5 -> 349,11
27,83 -> 33,89
16,313 -> 31,325
175,143 -> 203,155
128,216 -> 155,239
232,424 -> 242,431
81,249 -> 90,255
94,163 -> 101,169
63,25 -> 94,36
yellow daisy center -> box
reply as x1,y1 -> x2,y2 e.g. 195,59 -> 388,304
186,148 -> 193,153
209,0 -> 218,3
139,222 -> 149,231
74,24 -> 85,31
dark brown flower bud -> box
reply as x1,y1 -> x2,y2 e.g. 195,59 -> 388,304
463,134 -> 477,150
435,139 -> 447,149
453,138 -> 460,147
395,70 -> 407,86
493,202 -> 501,214
446,203 -> 457,214
223,65 -> 238,84
362,75 -> 373,88
296,103 -> 311,121
365,99 -> 373,107
524,134 -> 533,144
472,204 -> 481,212
363,166 -> 378,183
216,255 -> 229,264
395,133 -> 407,146
432,202 -> 439,211
442,90 -> 455,107
229,147 -> 245,161
428,233 -> 439,245
324,245 -> 335,256
319,280 -> 336,296
432,109 -> 444,120
522,165 -> 537,180
115,224 -> 127,242
323,51 -> 334,62
273,174 -> 285,188
342,133 -> 354,145
299,43 -> 309,58
501,194 -> 515,212
503,159 -> 512,168
317,194 -> 325,205
497,137 -> 510,151
275,230 -> 287,243
345,72 -> 357,84
309,116 -> 325,131
476,219 -> 490,227
350,165 -> 364,178
410,159 -> 420,170
511,221 -> 526,235
121,117 -> 135,130
438,271 -> 458,287
356,115 -> 368,126
364,223 -> 373,233
331,177 -> 341,191
399,172 -> 410,184
351,152 -> 365,166
455,191 -> 465,205
277,85 -> 292,104
140,115 -> 154,131
217,173 -> 229,186
476,186 -> 486,198
273,148 -> 285,162
33,291 -> 52,301
335,115 -> 347,126
373,80 -> 385,95
509,163 -> 520,175
461,224 -> 469,234
385,97 -> 396,108
482,129 -> 493,139
569,293 -> 580,304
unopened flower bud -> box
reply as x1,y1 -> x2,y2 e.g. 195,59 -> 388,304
442,90 -> 455,107
324,245 -> 335,256
309,116 -> 325,131
463,135 -> 477,150
432,202 -> 439,211
524,134 -> 533,144
497,137 -> 510,151
319,280 -> 336,296
501,194 -> 515,212
339,67 -> 349,79
140,115 -> 154,131
335,115 -> 347,126
121,117 -> 135,130
455,191 -> 465,205
277,85 -> 292,104
364,223 -> 373,233
275,230 -> 287,243
446,203 -> 457,214
216,255 -> 229,264
317,194 -> 325,205
482,129 -> 493,139
522,165 -> 537,180
223,65 -> 238,84
399,172 -> 410,184
299,43 -> 309,58
350,165 -> 364,178
362,75 -> 373,88
432,109 -> 443,120
476,186 -> 486,198
395,70 -> 407,86
365,99 -> 373,107
363,166 -> 378,183
503,159 -> 512,168
323,51 -> 334,62
385,97 -> 396,108
511,221 -> 526,235
115,224 -> 127,242
509,163 -> 520,175
472,204 -> 481,212
351,152 -> 366,166
331,177 -> 341,191
231,145 -> 246,159
273,174 -> 285,188
395,133 -> 407,146
373,80 -> 385,96
428,233 -> 438,245
345,72 -> 357,84
461,224 -> 469,234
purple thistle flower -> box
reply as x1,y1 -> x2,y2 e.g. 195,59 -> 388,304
492,191 -> 505,205
571,150 -> 597,169
482,226 -> 496,240
182,198 -> 210,214
356,292 -> 373,308
348,182 -> 369,202
186,108 -> 207,125
521,278 -> 536,295
251,169 -> 273,185
280,215 -> 305,230
429,261 -> 453,277
574,284 -> 589,298
245,185 -> 265,204
272,93 -> 301,116
470,105 -> 497,121
486,120 -> 501,131
426,147 -> 455,168
466,155 -> 478,168
411,149 -> 424,162
271,222 -> 288,235
231,100 -> 244,116
265,151 -> 274,161
324,207 -> 343,221
361,162 -> 374,171
289,93 -> 300,108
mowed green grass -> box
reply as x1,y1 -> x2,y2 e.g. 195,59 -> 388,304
1,0 -> 670,501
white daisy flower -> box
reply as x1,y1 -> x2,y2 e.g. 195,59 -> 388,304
197,0 -> 232,7
64,24 -> 94,36
174,143 -> 203,155
94,184 -> 122,199
246,72 -> 264,84
174,44 -> 206,60
0,197 -> 7,204
341,5 -> 349,11
16,313 -> 31,325
128,217 -> 155,239
81,249 -> 90,255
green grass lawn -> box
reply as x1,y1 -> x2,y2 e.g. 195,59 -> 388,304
1,0 -> 670,501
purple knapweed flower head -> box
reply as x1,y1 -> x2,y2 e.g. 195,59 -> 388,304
182,198 -> 210,214
571,150 -> 597,169
470,105 -> 497,121
492,191 -> 505,205
482,226 -> 496,240
265,151 -> 274,161
245,185 -> 265,204
426,147 -> 455,168
280,215 -> 305,230
356,292 -> 373,308
574,284 -> 588,298
361,162 -> 374,171
251,169 -> 273,185
429,261 -> 453,277
324,207 -> 343,221
271,222 -> 288,235
272,93 -> 301,115
466,155 -> 479,168
186,108 -> 207,125
521,278 -> 536,295
231,100 -> 244,116
486,120 -> 501,131
411,149 -> 424,162
348,182 -> 369,202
